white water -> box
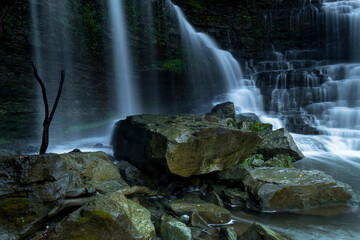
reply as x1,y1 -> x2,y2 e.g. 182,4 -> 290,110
170,2 -> 241,94
29,0 -> 78,142
109,0 -> 141,118
169,1 -> 282,129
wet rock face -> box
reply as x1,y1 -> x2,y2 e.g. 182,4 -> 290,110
0,152 -> 127,240
256,127 -> 304,160
49,192 -> 155,240
207,101 -> 236,119
112,114 -> 262,177
218,167 -> 359,214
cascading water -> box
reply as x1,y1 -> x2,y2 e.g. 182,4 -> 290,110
168,1 -> 277,126
29,0 -> 78,143
109,0 -> 141,118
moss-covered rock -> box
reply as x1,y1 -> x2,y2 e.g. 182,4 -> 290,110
0,152 -> 127,240
159,215 -> 192,240
49,192 -> 155,240
112,114 -> 262,177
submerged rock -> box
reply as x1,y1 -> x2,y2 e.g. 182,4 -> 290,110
112,114 -> 261,177
0,152 -> 127,240
218,167 -> 358,214
207,102 -> 236,119
49,192 -> 155,240
239,223 -> 287,240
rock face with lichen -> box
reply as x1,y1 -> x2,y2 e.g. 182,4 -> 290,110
112,114 -> 262,177
49,192 -> 155,240
0,152 -> 127,240
218,167 -> 358,214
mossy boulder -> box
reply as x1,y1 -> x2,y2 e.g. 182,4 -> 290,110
49,192 -> 155,240
159,215 -> 192,240
0,152 -> 127,240
218,167 -> 358,215
112,114 -> 261,177
168,199 -> 232,224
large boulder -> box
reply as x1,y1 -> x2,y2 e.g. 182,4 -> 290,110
112,114 -> 262,177
0,152 -> 127,240
207,102 -> 236,119
49,192 -> 155,240
218,167 -> 358,215
256,127 -> 304,160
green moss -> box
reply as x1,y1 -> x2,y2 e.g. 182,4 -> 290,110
0,138 -> 11,144
249,121 -> 272,132
159,59 -> 184,73
70,210 -> 115,240
0,198 -> 29,217
188,0 -> 206,11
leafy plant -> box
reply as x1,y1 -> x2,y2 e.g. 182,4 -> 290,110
249,121 -> 272,132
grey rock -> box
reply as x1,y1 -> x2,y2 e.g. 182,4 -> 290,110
207,102 -> 236,119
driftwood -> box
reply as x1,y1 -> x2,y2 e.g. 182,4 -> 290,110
32,63 -> 65,154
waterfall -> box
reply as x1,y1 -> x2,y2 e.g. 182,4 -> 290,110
29,0 -> 78,142
169,2 -> 241,100
109,0 -> 141,118
168,1 -> 270,121
322,0 -> 360,61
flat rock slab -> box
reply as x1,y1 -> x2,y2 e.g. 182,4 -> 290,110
218,167 -> 358,214
168,199 -> 232,225
112,114 -> 261,177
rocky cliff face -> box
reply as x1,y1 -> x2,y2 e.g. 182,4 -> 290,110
0,0 -> 335,142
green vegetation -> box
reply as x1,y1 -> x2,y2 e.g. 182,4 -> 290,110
227,119 -> 242,129
242,154 -> 264,167
188,0 -> 206,11
249,121 -> 272,132
159,59 -> 183,73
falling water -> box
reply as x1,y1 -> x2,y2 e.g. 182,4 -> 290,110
29,0 -> 78,143
169,2 -> 241,97
169,1 -> 276,125
109,0 -> 141,118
